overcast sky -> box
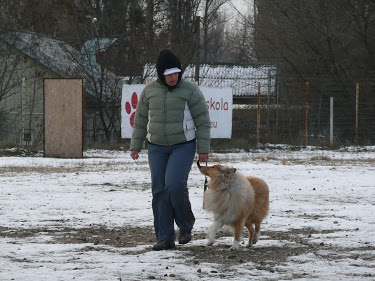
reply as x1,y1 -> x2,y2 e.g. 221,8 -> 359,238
226,0 -> 253,15
222,0 -> 253,24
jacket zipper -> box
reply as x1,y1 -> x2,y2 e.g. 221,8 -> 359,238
164,90 -> 169,145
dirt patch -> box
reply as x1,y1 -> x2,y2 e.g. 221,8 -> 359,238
55,225 -> 156,248
0,161 -> 150,175
0,166 -> 86,174
2,225 -> 374,277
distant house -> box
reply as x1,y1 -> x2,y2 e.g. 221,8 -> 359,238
143,63 -> 280,102
0,31 -> 122,146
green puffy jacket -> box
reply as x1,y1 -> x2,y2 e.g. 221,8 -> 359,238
130,79 -> 211,153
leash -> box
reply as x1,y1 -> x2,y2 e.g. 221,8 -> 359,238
197,160 -> 208,208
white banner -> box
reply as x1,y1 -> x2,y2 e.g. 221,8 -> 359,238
121,85 -> 145,139
121,84 -> 232,139
199,86 -> 232,138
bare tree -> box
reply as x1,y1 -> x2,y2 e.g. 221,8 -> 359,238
200,0 -> 229,63
0,39 -> 24,141
227,5 -> 254,64
0,31 -> 48,145
153,0 -> 200,66
253,0 -> 375,83
1,0 -> 247,144
252,0 -> 375,143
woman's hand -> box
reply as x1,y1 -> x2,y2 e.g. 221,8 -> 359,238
198,153 -> 209,162
130,150 -> 139,160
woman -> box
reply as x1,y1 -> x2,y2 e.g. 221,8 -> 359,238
130,49 -> 210,250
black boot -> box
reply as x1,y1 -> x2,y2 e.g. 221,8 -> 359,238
152,240 -> 176,251
178,230 -> 192,244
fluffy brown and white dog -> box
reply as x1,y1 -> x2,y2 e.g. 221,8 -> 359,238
198,162 -> 269,250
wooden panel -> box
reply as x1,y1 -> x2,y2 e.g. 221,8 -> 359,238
44,79 -> 84,158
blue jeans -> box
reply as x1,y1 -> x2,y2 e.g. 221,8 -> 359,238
148,140 -> 196,242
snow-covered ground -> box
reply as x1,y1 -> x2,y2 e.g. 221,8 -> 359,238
0,146 -> 374,280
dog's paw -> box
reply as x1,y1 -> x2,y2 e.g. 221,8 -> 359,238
246,243 -> 253,248
252,233 -> 259,244
230,240 -> 240,251
207,239 -> 215,246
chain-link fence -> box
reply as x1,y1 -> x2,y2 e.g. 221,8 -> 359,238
2,79 -> 374,149
224,81 -> 375,149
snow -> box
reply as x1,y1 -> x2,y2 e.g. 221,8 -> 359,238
1,146 -> 375,280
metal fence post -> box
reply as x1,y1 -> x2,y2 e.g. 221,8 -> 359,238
21,78 -> 25,146
276,68 -> 280,132
257,82 -> 261,145
267,68 -> 271,133
305,82 -> 309,146
355,83 -> 359,144
194,16 -> 200,85
330,97 -> 334,146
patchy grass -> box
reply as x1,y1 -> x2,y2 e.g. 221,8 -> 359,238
0,147 -> 42,157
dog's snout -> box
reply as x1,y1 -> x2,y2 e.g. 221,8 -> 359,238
197,160 -> 201,169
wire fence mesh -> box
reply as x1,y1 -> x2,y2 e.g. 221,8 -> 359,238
227,81 -> 375,148
1,78 -> 374,149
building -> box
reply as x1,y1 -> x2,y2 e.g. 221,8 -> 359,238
0,31 -> 122,146
143,63 -> 280,103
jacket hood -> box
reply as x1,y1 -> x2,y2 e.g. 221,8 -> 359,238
156,49 -> 182,89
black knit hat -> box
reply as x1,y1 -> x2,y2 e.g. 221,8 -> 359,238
156,49 -> 182,89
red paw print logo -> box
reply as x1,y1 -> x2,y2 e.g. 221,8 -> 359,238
125,92 -> 138,127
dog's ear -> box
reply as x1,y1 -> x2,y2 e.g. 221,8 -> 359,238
222,166 -> 236,178
228,167 -> 237,176
214,165 -> 223,171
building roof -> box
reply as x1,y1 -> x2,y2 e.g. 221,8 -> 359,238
0,31 -> 121,100
143,63 -> 279,97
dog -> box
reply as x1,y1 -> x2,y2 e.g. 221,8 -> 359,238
197,162 -> 269,250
